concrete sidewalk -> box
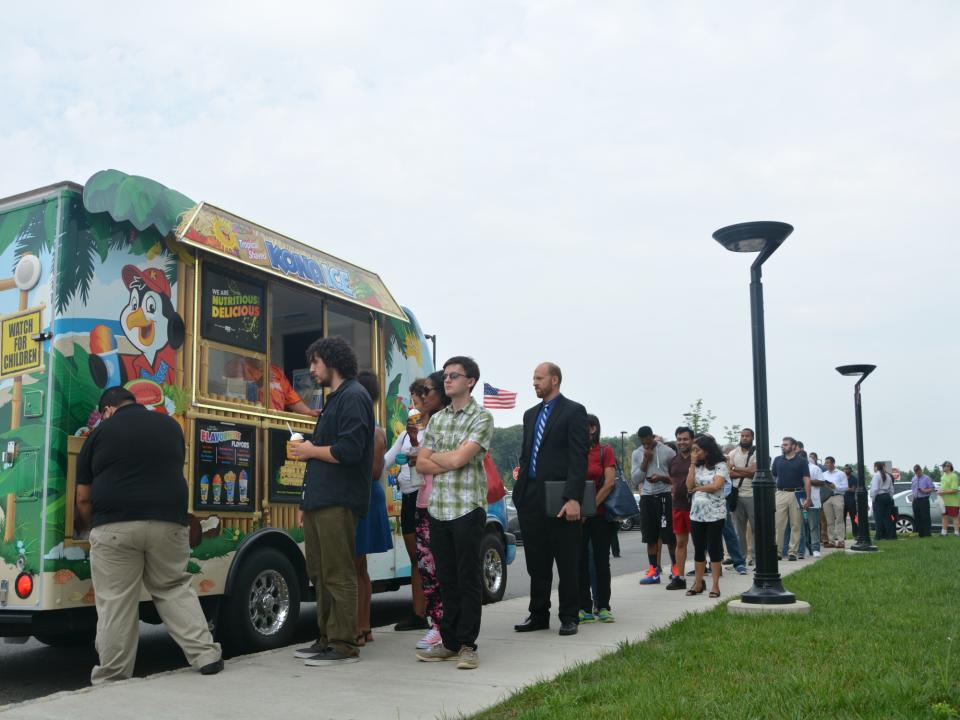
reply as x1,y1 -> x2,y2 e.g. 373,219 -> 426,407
0,553 -> 831,720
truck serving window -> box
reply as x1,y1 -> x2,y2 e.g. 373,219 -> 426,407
326,300 -> 374,372
268,282 -> 324,415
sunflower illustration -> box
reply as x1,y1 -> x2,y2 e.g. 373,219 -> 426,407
403,331 -> 423,365
211,216 -> 240,254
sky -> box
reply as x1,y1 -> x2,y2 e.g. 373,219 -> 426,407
2,2 -> 958,470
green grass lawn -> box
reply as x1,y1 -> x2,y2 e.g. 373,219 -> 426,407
474,538 -> 960,720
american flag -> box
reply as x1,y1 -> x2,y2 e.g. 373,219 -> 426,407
483,383 -> 517,409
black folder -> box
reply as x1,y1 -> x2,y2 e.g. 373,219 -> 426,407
544,481 -> 596,517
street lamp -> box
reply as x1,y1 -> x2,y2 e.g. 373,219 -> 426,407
836,364 -> 878,552
619,431 -> 627,470
424,334 -> 437,369
714,221 -> 796,605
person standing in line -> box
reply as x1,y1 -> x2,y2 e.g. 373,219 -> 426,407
666,427 -> 694,591
512,362 -> 589,637
354,371 -> 393,646
821,456 -> 848,548
870,462 -> 897,540
805,451 -> 825,557
408,372 -> 452,650
385,378 -> 429,633
910,464 -> 935,538
291,336 -> 374,667
685,435 -> 730,598
76,387 -> 223,684
578,414 -> 617,623
772,437 -> 811,562
728,428 -> 757,566
842,464 -> 859,537
413,356 -> 494,669
938,461 -> 960,536
632,426 -> 677,585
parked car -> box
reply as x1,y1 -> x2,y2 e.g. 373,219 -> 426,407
890,485 -> 948,534
505,492 -> 522,544
616,493 -> 643,531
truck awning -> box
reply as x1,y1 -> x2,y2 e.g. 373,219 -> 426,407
176,202 -> 407,321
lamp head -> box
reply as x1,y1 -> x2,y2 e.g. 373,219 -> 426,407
836,364 -> 876,381
713,221 -> 794,254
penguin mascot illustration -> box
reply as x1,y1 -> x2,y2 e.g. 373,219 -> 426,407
89,265 -> 185,388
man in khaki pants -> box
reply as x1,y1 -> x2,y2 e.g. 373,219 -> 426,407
77,387 -> 222,684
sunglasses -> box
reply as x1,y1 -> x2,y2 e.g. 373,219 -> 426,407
416,386 -> 436,396
442,372 -> 465,381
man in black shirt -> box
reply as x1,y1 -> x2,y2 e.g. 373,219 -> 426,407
76,387 -> 222,684
290,336 -> 374,667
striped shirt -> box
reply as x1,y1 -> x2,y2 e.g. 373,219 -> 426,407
422,397 -> 495,521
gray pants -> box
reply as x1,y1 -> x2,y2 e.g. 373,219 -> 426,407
732,494 -> 755,563
89,520 -> 221,684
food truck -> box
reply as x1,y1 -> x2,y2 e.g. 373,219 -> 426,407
0,170 -> 515,652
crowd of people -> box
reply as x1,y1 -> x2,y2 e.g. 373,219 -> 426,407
75,341 -> 959,683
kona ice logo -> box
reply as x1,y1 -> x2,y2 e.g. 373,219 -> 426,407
265,240 -> 355,297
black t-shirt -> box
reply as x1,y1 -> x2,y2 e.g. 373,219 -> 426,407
76,403 -> 189,528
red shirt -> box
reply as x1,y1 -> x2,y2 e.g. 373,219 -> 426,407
587,444 -> 616,516
120,345 -> 177,385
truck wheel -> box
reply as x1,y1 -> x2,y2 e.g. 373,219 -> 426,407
480,531 -> 506,604
222,547 -> 300,653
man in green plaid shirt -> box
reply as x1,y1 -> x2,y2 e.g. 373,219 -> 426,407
413,356 -> 494,670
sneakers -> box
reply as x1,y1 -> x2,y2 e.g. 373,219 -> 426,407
395,615 -> 430,631
596,609 -> 615,623
812,551 -> 822,557
456,646 -> 479,670
294,641 -> 326,659
721,558 -> 734,566
304,647 -> 359,666
735,565 -> 748,575
665,576 -> 687,591
788,554 -> 797,561
639,566 -> 661,585
416,627 -> 442,650
798,554 -> 806,560
670,564 -> 679,580
578,609 -> 597,624
747,558 -> 755,566
416,644 -> 458,662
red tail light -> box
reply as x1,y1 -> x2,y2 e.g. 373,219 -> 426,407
14,572 -> 33,599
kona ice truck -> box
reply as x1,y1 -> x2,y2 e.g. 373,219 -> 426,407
0,170 -> 514,651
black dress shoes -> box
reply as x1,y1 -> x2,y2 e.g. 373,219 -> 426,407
514,616 -> 550,632
558,621 -> 578,636
200,658 -> 224,675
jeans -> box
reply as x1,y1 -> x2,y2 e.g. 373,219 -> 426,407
579,516 -> 612,612
722,509 -> 744,567
805,508 -> 821,552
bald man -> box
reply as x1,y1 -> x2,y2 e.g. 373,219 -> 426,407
512,362 -> 588,637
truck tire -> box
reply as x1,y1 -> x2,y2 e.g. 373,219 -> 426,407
480,530 -> 506,604
221,547 -> 300,653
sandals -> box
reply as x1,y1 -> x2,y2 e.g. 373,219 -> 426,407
709,589 -> 721,598
356,630 -> 374,646
686,584 -> 705,596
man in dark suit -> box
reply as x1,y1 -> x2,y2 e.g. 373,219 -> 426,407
512,362 -> 588,636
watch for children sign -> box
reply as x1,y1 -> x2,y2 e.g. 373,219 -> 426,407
0,307 -> 43,379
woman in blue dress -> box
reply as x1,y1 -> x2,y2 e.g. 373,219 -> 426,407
354,371 -> 393,645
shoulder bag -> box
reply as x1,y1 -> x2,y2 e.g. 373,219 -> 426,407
726,447 -> 755,512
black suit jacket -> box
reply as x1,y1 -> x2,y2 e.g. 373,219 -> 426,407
513,394 -> 589,513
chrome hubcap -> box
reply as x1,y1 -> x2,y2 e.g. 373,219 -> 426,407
483,547 -> 503,595
247,569 -> 290,636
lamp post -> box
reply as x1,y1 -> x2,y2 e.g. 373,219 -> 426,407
714,221 -> 796,604
836,364 -> 877,552
424,334 -> 437,369
619,431 -> 627,470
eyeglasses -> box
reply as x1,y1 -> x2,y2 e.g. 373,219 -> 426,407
416,386 -> 436,396
442,372 -> 465,381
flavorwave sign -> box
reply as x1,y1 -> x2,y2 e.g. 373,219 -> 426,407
177,203 -> 405,320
